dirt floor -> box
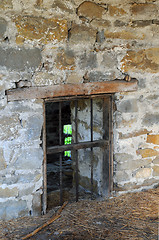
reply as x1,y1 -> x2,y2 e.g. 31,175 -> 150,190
0,187 -> 158,240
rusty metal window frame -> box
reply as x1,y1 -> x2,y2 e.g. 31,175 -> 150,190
42,94 -> 113,213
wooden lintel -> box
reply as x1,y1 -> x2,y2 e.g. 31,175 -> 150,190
6,79 -> 138,101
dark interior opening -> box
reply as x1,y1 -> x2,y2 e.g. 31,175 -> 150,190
46,101 -> 73,209
44,96 -> 113,211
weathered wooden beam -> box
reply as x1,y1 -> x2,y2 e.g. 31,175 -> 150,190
47,140 -> 108,154
6,79 -> 138,101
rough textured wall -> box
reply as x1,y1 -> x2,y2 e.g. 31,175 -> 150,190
0,0 -> 159,219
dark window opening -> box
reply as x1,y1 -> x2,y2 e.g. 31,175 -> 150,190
44,96 -> 113,211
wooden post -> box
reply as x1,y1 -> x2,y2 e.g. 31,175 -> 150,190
42,100 -> 47,214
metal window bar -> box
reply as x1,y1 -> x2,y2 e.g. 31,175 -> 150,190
90,99 -> 94,199
109,95 -> 114,194
75,100 -> 79,202
102,97 -> 109,196
59,102 -> 63,205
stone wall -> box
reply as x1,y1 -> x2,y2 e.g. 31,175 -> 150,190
0,0 -> 159,219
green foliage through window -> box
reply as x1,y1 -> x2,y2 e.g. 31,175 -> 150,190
63,125 -> 72,157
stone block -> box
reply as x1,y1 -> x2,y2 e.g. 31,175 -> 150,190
153,166 -> 159,176
135,168 -> 151,179
131,3 -> 157,17
131,20 -> 152,28
147,135 -> 159,145
102,52 -> 118,69
14,16 -> 68,44
52,0 -> 73,14
33,72 -> 63,86
136,148 -> 159,158
25,114 -> 43,141
121,48 -> 159,73
0,114 -> 20,141
91,19 -> 111,29
14,148 -> 43,170
32,193 -> 41,216
142,113 -> 159,126
119,129 -> 151,139
117,158 -> 152,171
114,153 -> 134,163
153,157 -> 159,165
9,101 -> 42,113
117,99 -> 138,113
0,47 -> 41,71
153,19 -> 159,25
105,30 -> 144,40
66,73 -> 83,84
138,79 -> 146,89
18,173 -> 39,184
0,187 -> 18,198
142,178 -> 159,187
77,1 -> 105,20
79,52 -> 97,69
0,174 -> 18,185
35,0 -> 43,8
69,24 -> 96,44
108,5 -> 126,16
115,170 -> 131,182
0,200 -> 28,220
96,30 -> 105,44
0,0 -> 13,9
18,186 -> 34,197
84,71 -> 115,82
55,49 -> 75,70
114,20 -> 128,27
0,18 -> 7,39
0,148 -> 6,170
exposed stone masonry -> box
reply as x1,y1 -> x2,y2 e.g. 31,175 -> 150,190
0,0 -> 159,219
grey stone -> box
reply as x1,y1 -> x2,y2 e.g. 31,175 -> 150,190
14,148 -> 43,170
146,94 -> 159,101
52,0 -> 73,13
0,18 -> 7,39
17,173 -> 37,183
79,52 -> 97,69
86,71 -> 114,82
101,52 -> 118,69
32,193 -> 41,216
142,113 -> 159,126
131,20 -> 152,27
138,78 -> 146,89
0,0 -> 13,9
96,30 -> 105,43
0,187 -> 18,198
115,170 -> 131,182
117,99 -> 138,113
114,153 -> 134,163
0,114 -> 20,141
18,186 -> 34,197
153,19 -> 159,25
69,24 -> 96,44
116,159 -> 151,171
0,47 -> 41,71
0,148 -> 6,170
25,114 -> 43,140
0,200 -> 28,220
9,101 -> 42,113
153,156 -> 159,164
114,20 -> 128,27
0,175 -> 18,185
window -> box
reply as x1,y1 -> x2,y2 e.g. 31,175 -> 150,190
43,95 -> 113,211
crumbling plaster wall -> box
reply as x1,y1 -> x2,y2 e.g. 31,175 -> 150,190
0,0 -> 159,219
